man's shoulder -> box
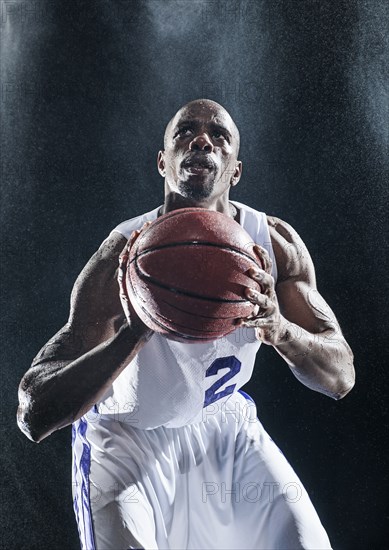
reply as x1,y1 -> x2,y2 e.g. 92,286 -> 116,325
94,206 -> 161,263
267,215 -> 305,246
233,202 -> 296,242
266,216 -> 313,282
110,205 -> 161,240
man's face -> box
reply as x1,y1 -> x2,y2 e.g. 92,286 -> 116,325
158,101 -> 242,202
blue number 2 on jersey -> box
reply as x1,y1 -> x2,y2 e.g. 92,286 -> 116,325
204,356 -> 242,407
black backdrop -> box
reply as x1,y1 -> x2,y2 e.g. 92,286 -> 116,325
1,1 -> 388,548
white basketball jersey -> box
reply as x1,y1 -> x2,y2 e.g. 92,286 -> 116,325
96,201 -> 277,429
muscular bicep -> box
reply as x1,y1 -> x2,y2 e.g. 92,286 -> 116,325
32,231 -> 128,367
68,231 -> 127,331
269,217 -> 340,336
276,279 -> 339,336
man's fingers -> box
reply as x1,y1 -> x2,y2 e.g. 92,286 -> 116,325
141,221 -> 152,231
239,317 -> 270,328
118,231 -> 140,298
119,223 -> 152,275
244,287 -> 276,315
253,244 -> 272,274
246,289 -> 275,315
247,269 -> 274,296
128,229 -> 141,250
119,230 -> 141,266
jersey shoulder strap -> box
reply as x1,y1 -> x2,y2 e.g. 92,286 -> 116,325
110,205 -> 161,239
231,200 -> 278,282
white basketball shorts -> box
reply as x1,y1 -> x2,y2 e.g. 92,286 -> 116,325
72,391 -> 332,549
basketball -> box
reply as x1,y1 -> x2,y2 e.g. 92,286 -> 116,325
126,208 -> 262,342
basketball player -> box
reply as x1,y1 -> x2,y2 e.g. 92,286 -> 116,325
17,99 -> 355,549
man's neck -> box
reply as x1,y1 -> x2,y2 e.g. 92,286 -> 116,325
161,193 -> 238,221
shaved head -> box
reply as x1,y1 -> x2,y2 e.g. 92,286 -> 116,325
158,98 -> 243,209
164,99 -> 240,156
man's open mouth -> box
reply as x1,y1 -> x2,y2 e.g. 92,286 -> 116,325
182,157 -> 215,174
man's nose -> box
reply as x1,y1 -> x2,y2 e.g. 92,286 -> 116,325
189,133 -> 213,152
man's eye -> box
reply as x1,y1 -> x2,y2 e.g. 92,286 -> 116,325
175,127 -> 192,138
213,131 -> 229,142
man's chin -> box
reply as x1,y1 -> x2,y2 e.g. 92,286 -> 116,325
178,180 -> 214,202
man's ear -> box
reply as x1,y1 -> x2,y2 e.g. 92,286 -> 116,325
157,151 -> 166,177
230,161 -> 242,187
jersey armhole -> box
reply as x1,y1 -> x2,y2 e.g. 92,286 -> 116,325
108,205 -> 162,240
231,201 -> 278,283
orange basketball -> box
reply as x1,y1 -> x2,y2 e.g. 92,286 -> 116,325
126,208 -> 261,342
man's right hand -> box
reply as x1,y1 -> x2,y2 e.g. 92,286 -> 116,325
117,225 -> 154,338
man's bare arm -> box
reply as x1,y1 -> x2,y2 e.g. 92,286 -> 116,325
17,232 -> 152,443
240,217 -> 355,399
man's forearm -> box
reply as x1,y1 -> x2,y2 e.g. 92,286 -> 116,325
274,320 -> 355,399
17,323 -> 152,442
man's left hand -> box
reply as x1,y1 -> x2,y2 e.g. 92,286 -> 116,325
238,245 -> 287,345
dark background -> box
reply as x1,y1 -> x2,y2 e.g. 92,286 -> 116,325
1,0 -> 388,548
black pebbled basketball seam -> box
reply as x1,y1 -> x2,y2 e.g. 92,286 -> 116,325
133,240 -> 259,265
127,239 -> 260,340
128,271 -> 219,340
161,298 -> 242,320
145,302 -> 231,335
130,240 -> 260,305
